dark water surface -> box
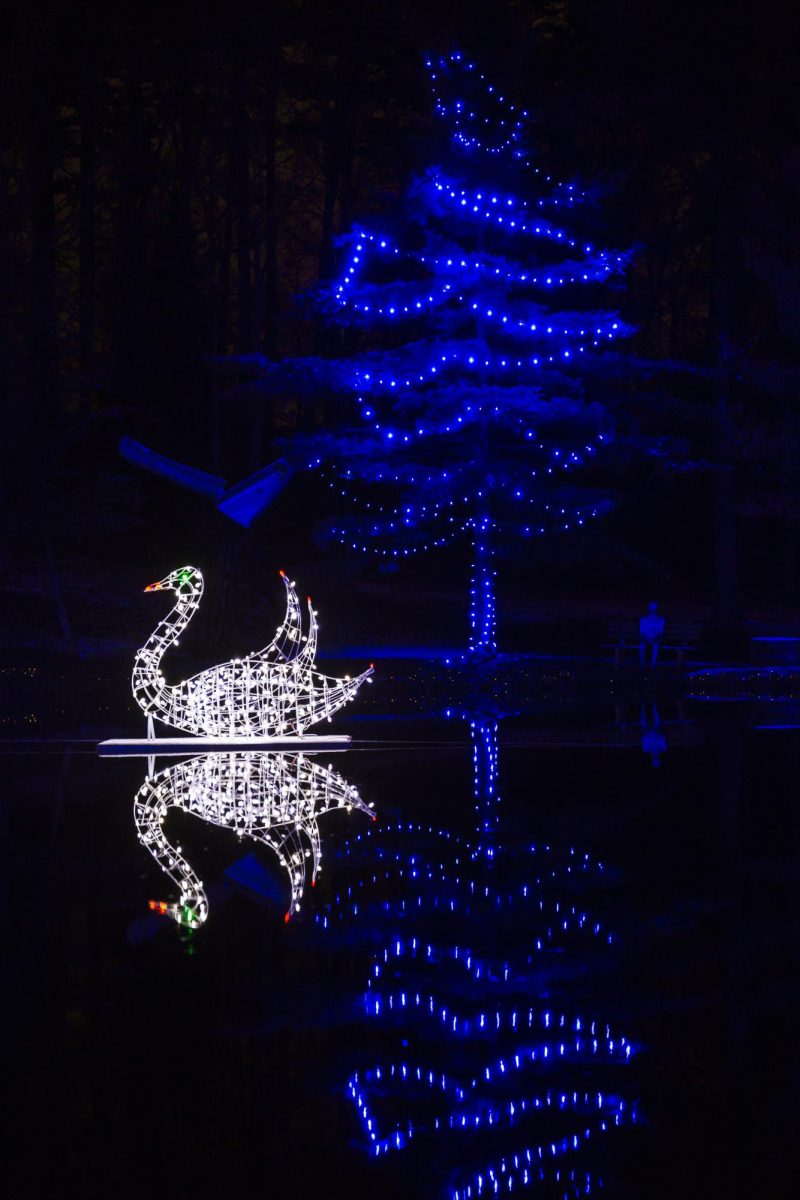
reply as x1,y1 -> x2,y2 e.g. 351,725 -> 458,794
4,716 -> 800,1199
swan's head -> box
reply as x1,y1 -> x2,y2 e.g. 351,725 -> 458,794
148,895 -> 208,929
144,565 -> 203,598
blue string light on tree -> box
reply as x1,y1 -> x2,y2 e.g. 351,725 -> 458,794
268,50 -> 637,657
428,50 -> 530,160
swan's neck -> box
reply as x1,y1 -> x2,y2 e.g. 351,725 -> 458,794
132,591 -> 199,711
135,777 -> 208,927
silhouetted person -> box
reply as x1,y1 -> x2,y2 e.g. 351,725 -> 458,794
640,701 -> 667,767
639,601 -> 665,669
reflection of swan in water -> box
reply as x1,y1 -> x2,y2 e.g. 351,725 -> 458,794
134,751 -> 375,927
131,566 -> 373,737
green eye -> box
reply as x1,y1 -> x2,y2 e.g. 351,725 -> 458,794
178,570 -> 191,583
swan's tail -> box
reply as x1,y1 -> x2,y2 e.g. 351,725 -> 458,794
296,662 -> 374,731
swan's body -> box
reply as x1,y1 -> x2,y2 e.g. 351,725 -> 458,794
134,750 -> 374,926
131,566 -> 372,737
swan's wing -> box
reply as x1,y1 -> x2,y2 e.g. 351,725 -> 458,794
293,596 -> 319,670
252,572 -> 304,663
250,822 -> 308,919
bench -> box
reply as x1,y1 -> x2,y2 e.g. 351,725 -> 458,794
604,619 -> 702,669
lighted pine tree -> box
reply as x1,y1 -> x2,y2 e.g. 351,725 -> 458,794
283,53 -> 634,655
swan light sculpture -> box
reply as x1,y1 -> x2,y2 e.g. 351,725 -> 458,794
131,566 -> 373,737
134,750 -> 375,927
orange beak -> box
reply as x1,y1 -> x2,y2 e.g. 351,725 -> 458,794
144,581 -> 163,592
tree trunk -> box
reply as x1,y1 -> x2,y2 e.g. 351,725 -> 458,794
250,41 -> 280,467
784,516 -> 799,604
781,419 -> 800,602
470,716 -> 500,847
29,86 -> 71,649
712,127 -> 738,625
0,135 -> 12,578
43,535 -> 74,652
231,90 -> 253,351
319,50 -> 359,283
718,722 -> 744,1046
28,95 -> 58,420
319,97 -> 341,284
116,71 -> 149,413
260,43 -> 280,384
78,88 -> 96,402
210,141 -> 236,477
469,514 -> 497,655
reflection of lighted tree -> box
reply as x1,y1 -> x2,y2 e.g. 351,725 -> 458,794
319,717 -> 636,1198
134,751 -> 374,928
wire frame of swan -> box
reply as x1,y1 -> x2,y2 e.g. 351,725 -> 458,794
135,750 -> 376,928
132,565 -> 373,737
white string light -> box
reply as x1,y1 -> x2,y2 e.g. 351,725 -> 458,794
131,566 -> 373,737
134,749 -> 375,927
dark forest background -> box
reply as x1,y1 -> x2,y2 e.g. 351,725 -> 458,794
2,0 -> 800,656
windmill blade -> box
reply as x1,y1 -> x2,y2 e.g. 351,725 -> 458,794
216,459 -> 293,527
119,435 -> 227,499
119,436 -> 293,526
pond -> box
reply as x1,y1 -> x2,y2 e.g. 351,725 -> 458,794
4,712 -> 799,1199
